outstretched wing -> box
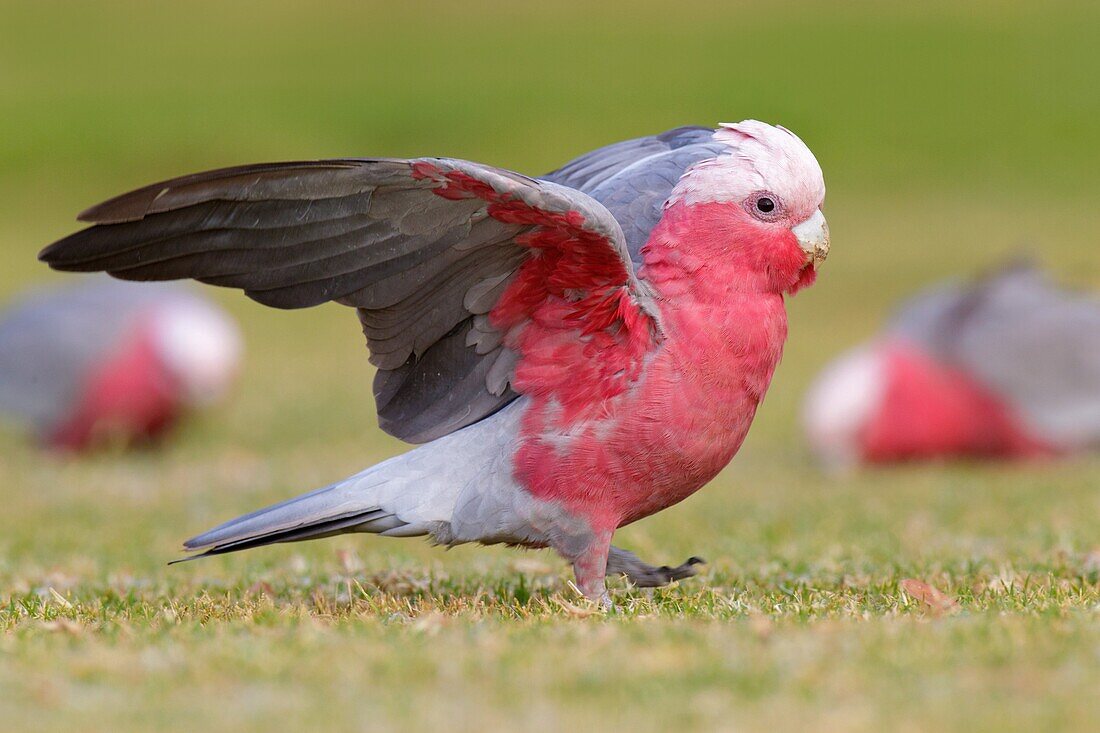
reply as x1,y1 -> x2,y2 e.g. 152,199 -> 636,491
40,158 -> 659,443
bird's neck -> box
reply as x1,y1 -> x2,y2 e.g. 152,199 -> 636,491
638,201 -> 801,401
639,201 -> 815,301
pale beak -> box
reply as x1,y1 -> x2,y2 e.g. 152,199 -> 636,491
792,209 -> 830,269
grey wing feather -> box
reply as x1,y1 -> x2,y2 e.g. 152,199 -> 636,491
543,126 -> 714,191
891,263 -> 1100,447
543,126 -> 724,262
41,157 -> 635,444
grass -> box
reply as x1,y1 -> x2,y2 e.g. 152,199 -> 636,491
1,1 -> 1099,731
3,454 -> 1098,731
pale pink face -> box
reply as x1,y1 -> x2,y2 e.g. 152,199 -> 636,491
670,120 -> 830,277
150,300 -> 243,406
803,342 -> 889,471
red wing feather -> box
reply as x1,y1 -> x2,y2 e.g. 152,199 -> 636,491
412,161 -> 658,420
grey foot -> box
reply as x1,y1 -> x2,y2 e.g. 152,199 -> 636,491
606,546 -> 705,588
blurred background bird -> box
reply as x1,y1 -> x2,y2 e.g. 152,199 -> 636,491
803,262 -> 1100,469
0,277 -> 241,451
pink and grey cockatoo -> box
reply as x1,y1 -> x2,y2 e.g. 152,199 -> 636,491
804,263 -> 1100,468
0,277 -> 241,450
40,121 -> 829,603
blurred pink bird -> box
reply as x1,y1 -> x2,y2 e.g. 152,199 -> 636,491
804,263 -> 1100,469
41,121 -> 828,603
0,277 -> 241,450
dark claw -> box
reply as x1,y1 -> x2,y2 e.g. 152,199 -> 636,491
606,546 -> 706,588
652,556 -> 706,584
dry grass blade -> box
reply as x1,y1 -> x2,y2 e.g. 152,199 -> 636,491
47,587 -> 73,609
900,579 -> 959,616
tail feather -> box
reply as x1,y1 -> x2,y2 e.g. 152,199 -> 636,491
172,400 -> 526,563
176,471 -> 427,562
171,509 -> 397,563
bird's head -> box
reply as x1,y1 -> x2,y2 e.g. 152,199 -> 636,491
150,300 -> 243,407
802,342 -> 889,471
666,120 -> 828,294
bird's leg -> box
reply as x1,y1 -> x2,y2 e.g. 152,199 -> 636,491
567,529 -> 614,608
606,546 -> 705,588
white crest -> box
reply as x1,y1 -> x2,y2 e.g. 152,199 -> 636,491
669,120 -> 826,220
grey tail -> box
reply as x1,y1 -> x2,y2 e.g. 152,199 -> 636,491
172,476 -> 424,564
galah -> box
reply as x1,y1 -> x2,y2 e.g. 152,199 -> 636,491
40,121 -> 829,603
804,263 -> 1100,468
0,277 -> 241,450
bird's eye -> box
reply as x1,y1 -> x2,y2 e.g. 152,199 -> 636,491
745,192 -> 783,221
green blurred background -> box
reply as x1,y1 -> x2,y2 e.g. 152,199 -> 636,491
1,2 -> 1098,731
5,0 -> 1100,452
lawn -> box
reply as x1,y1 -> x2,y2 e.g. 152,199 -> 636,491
1,1 -> 1098,731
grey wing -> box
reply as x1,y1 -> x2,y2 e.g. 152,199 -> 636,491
40,157 -> 640,444
544,126 -> 715,191
891,264 -> 1100,447
543,126 -> 725,263
889,279 -> 969,352
0,277 -> 182,433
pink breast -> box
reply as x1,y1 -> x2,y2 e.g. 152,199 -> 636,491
860,342 -> 1053,462
513,291 -> 789,532
48,320 -> 181,451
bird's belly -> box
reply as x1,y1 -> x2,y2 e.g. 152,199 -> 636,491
609,358 -> 762,526
602,292 -> 789,525
514,345 -> 766,530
